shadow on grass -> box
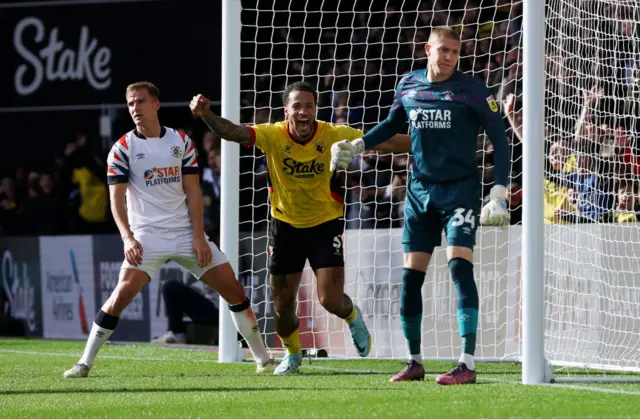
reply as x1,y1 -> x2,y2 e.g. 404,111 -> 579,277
1,385 -> 409,396
298,370 -> 395,376
77,370 -> 396,379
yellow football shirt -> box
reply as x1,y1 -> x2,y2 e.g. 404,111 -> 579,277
543,178 -> 576,224
563,155 -> 576,172
247,120 -> 363,228
616,211 -> 637,223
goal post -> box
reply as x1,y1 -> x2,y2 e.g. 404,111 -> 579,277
521,0 -> 547,384
219,0 -> 640,383
219,0 -> 242,363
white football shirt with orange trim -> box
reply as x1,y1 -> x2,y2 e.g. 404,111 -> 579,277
106,127 -> 199,233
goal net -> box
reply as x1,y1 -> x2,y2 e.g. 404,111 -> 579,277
235,0 -> 640,374
543,0 -> 640,373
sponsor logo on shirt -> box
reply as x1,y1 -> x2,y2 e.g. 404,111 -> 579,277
144,166 -> 181,186
282,157 -> 324,179
408,108 -> 452,129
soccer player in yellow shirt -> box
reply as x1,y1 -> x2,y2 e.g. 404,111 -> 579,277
190,82 -> 409,374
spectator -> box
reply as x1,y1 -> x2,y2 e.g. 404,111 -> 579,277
386,167 -> 409,228
63,133 -> 108,234
202,149 -> 222,243
201,131 -> 220,155
502,93 -> 575,224
544,141 -> 578,224
13,167 -> 27,201
347,151 -> 394,229
0,178 -> 20,235
505,182 -> 523,225
21,173 -> 66,235
560,142 -> 609,223
607,176 -> 640,223
151,279 -> 219,344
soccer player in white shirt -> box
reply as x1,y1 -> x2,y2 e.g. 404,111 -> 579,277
64,82 -> 274,378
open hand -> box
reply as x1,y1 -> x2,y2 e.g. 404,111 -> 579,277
194,236 -> 212,268
124,236 -> 143,267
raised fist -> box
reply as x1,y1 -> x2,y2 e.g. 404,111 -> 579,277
190,94 -> 211,117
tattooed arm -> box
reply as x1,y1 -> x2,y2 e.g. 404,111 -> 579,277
200,109 -> 253,145
190,94 -> 253,145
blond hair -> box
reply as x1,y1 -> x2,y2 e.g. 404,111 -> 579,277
125,81 -> 160,100
429,26 -> 461,43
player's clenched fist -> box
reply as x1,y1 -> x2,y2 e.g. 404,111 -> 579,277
480,185 -> 511,227
190,94 -> 211,117
329,138 -> 365,171
123,236 -> 144,267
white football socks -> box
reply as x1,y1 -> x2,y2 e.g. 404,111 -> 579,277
230,307 -> 271,366
78,323 -> 114,367
460,353 -> 475,371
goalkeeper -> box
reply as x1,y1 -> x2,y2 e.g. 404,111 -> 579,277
190,82 -> 409,375
330,27 -> 510,384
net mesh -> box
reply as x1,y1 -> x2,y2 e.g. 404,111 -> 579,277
233,0 -> 640,371
543,0 -> 640,371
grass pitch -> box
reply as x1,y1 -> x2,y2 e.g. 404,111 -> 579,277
1,338 -> 639,418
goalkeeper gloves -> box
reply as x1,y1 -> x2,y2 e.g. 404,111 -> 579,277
329,138 -> 365,171
480,185 -> 511,227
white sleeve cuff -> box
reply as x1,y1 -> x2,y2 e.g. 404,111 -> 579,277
352,138 -> 365,155
490,185 -> 507,201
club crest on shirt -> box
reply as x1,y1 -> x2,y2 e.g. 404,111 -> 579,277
486,95 -> 499,113
170,145 -> 182,157
283,143 -> 292,154
316,142 -> 326,153
442,91 -> 454,101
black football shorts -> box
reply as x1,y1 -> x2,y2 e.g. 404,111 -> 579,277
268,217 -> 345,275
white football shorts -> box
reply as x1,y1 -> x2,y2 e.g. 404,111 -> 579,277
121,229 -> 228,280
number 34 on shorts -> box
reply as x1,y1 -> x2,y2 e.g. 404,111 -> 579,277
445,207 -> 478,247
450,208 -> 476,230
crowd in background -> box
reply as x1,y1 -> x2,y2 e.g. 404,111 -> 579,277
1,0 -> 640,236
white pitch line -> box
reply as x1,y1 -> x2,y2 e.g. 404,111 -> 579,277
538,383 -> 640,396
0,349 -> 219,363
2,349 -> 640,396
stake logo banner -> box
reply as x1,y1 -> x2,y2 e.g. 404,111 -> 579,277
0,237 -> 43,337
0,1 -> 222,108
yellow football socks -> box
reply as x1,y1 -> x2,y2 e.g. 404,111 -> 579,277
345,306 -> 358,325
280,329 -> 301,355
